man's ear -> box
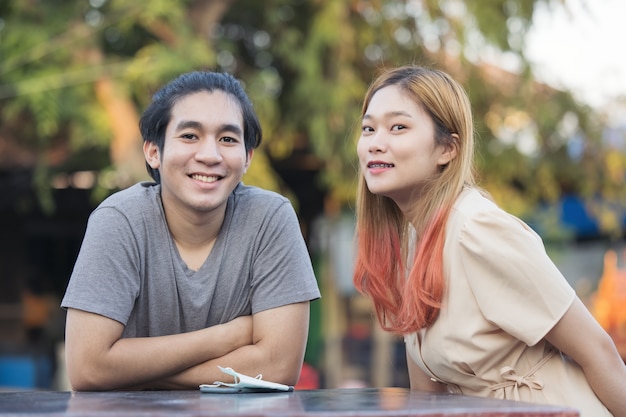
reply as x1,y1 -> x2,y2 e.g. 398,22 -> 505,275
143,141 -> 161,170
438,133 -> 459,166
244,149 -> 254,173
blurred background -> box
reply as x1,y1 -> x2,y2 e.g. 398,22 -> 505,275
0,0 -> 625,391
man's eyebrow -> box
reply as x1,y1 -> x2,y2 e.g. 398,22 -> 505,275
219,123 -> 244,136
174,120 -> 243,136
174,120 -> 203,131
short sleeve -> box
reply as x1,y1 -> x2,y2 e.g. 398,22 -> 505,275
249,201 -> 320,314
458,207 -> 575,346
61,207 -> 141,325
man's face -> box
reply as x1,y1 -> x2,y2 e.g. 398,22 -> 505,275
144,90 -> 252,218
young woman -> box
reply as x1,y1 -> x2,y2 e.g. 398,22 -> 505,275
353,65 -> 626,417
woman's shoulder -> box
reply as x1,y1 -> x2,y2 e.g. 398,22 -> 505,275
451,187 -> 501,220
449,187 -> 537,239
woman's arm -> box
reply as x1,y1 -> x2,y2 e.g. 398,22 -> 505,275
545,297 -> 626,417
406,350 -> 449,392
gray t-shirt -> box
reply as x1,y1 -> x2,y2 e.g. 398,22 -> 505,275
61,182 -> 320,338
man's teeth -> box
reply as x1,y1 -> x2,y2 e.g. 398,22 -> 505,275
192,174 -> 220,183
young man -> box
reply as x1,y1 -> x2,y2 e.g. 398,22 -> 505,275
61,71 -> 321,391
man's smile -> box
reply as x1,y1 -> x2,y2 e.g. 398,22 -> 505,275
191,174 -> 223,183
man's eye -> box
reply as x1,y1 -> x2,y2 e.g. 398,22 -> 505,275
181,133 -> 197,140
220,136 -> 238,143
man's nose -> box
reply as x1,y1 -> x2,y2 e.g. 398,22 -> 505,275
195,138 -> 223,163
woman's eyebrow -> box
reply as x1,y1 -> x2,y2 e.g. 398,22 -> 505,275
363,110 -> 413,120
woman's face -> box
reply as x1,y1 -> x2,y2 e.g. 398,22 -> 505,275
357,85 -> 453,211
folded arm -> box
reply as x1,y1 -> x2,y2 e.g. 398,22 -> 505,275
545,297 -> 626,417
65,301 -> 310,391
143,301 -> 311,389
64,308 -> 252,391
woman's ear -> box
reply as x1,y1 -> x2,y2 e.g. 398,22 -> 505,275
438,133 -> 459,166
143,141 -> 161,170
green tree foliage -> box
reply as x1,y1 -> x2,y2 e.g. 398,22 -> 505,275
1,0 -> 624,237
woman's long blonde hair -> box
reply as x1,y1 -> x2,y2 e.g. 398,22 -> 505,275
353,66 -> 476,333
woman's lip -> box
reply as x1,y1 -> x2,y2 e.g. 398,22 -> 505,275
367,162 -> 395,168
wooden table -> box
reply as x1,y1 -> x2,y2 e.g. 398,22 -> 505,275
0,388 -> 578,416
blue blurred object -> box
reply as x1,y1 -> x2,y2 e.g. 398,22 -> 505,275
0,355 -> 53,389
560,194 -> 601,238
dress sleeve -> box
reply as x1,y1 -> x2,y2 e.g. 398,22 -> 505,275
457,207 -> 575,346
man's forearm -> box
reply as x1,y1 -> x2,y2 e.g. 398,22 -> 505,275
143,303 -> 311,390
143,342 -> 303,390
66,310 -> 252,391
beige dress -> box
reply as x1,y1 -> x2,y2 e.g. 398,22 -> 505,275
405,188 -> 612,417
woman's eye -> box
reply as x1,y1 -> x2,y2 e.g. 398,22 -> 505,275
361,126 -> 374,133
391,124 -> 406,131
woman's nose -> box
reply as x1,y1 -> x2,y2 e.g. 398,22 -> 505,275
368,140 -> 387,153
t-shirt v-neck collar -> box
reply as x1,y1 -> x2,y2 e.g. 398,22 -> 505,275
169,199 -> 235,278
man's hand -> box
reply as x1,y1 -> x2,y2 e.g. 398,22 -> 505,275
65,309 -> 253,391
134,301 -> 311,390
